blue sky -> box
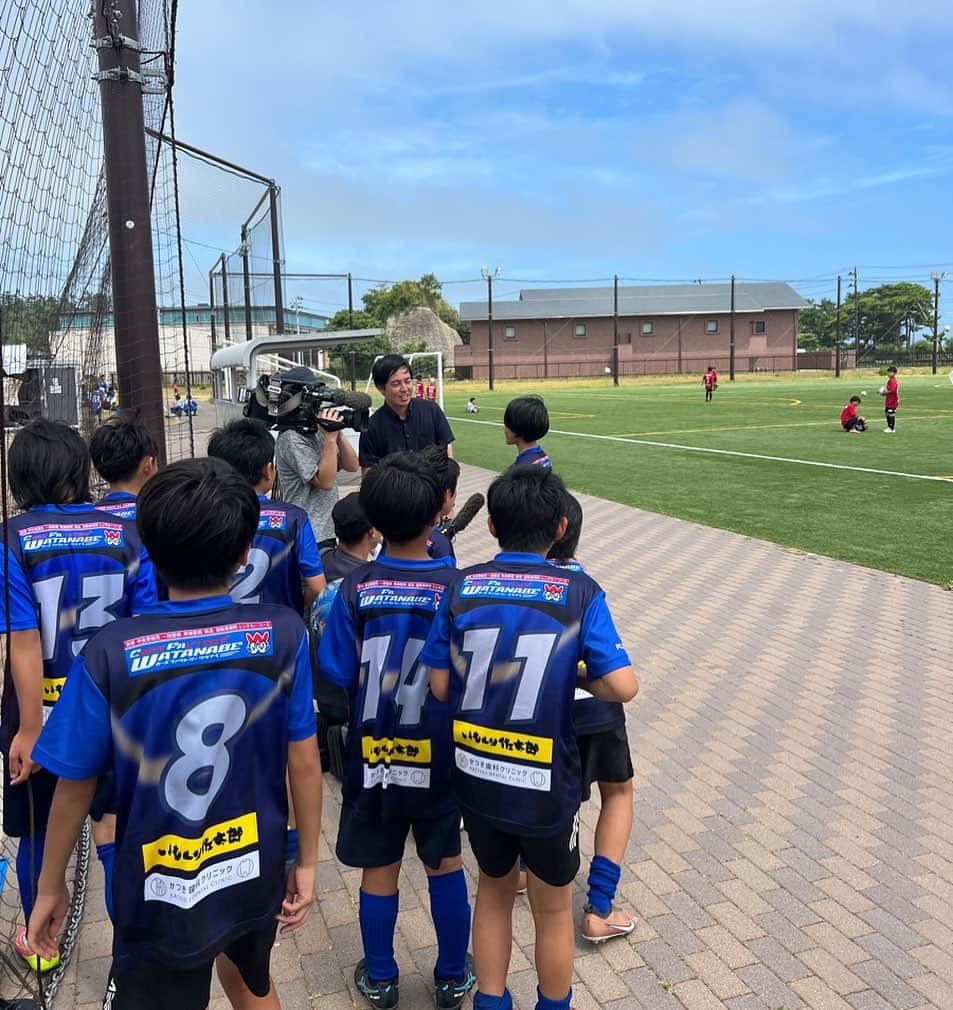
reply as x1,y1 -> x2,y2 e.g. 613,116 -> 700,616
172,1 -> 953,316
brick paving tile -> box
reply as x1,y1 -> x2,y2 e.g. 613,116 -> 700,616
53,460 -> 953,1010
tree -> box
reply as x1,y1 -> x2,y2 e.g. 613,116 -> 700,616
797,298 -> 837,350
0,293 -> 59,354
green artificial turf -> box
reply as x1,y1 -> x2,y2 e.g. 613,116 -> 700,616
441,371 -> 953,586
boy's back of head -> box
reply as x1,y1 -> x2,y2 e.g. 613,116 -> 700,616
503,395 -> 549,443
89,410 -> 159,487
488,464 -> 567,555
547,491 -> 583,562
332,492 -> 373,546
420,444 -> 460,497
359,451 -> 442,545
207,417 -> 275,487
137,457 -> 259,591
9,418 -> 90,508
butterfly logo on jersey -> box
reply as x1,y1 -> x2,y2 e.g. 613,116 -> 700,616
269,515 -> 283,528
543,583 -> 567,603
104,528 -> 122,546
245,630 -> 271,654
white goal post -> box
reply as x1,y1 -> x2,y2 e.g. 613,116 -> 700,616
365,351 -> 445,410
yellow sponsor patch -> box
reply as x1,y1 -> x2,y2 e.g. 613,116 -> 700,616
453,720 -> 552,764
42,677 -> 66,704
361,735 -> 431,765
141,812 -> 258,873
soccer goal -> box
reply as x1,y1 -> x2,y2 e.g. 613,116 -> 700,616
365,351 -> 445,410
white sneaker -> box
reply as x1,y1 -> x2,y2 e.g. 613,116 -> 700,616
883,428 -> 894,433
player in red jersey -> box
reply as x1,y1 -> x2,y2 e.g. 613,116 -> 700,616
879,366 -> 899,432
426,377 -> 438,402
415,377 -> 425,399
840,396 -> 866,433
702,367 -> 717,402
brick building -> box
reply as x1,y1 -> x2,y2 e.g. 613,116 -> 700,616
456,281 -> 825,379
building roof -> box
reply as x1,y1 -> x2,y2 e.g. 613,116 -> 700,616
459,282 -> 810,321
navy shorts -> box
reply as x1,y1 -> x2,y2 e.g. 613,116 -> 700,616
578,724 -> 634,802
463,810 -> 580,888
336,803 -> 461,871
103,922 -> 277,1010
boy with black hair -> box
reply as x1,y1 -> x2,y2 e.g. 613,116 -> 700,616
424,465 -> 638,1010
322,493 -> 379,583
503,396 -> 551,469
90,410 -> 160,521
420,445 -> 460,563
207,418 -> 326,612
840,396 -> 867,433
548,493 -> 636,942
27,458 -> 322,1010
0,419 -> 156,970
318,452 -> 475,1010
880,366 -> 899,432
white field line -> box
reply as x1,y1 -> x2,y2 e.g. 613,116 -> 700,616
449,417 -> 953,484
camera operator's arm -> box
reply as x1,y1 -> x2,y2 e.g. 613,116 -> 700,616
311,415 -> 340,491
336,426 -> 359,473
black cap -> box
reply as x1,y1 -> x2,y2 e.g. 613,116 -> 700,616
332,492 -> 372,541
281,366 -> 318,385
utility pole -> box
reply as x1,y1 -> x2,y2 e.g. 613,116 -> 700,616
856,266 -> 864,353
240,224 -> 253,341
729,275 -> 736,381
92,0 -> 166,461
835,275 -> 842,379
347,273 -> 354,328
220,253 -> 231,344
481,266 -> 501,390
932,272 -> 947,375
612,274 -> 620,387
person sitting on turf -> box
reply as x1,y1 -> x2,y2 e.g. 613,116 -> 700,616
503,395 -> 551,469
840,396 -> 866,434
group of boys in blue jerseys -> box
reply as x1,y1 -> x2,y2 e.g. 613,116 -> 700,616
0,379 -> 638,1010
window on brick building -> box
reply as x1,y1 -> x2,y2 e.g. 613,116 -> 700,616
575,323 -> 587,337
752,320 -> 766,334
641,321 -> 654,336
504,325 -> 516,340
706,319 -> 719,334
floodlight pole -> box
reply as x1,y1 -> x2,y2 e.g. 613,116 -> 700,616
93,0 -> 165,462
482,266 -> 500,391
835,275 -> 842,378
729,275 -> 736,381
612,275 -> 620,386
348,273 -> 354,327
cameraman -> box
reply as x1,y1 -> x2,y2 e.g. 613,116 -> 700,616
274,367 -> 360,551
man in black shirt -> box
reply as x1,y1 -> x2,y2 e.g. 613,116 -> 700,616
358,355 -> 455,470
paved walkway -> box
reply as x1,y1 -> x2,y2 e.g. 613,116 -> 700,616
52,461 -> 953,1009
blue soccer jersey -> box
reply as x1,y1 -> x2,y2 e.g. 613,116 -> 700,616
553,558 -> 627,737
426,525 -> 456,564
1,504 -> 156,730
97,490 -> 138,523
318,555 -> 459,821
420,552 -> 629,836
229,496 -> 323,612
32,596 -> 315,973
514,445 -> 552,469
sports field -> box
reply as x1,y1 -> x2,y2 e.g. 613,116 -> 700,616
444,371 -> 953,586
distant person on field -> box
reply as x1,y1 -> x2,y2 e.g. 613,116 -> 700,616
703,366 -> 718,402
548,493 -> 636,943
466,397 -> 479,414
415,376 -> 425,399
503,395 -> 551,469
840,396 -> 866,434
90,410 -> 160,522
426,376 -> 438,402
879,366 -> 899,433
